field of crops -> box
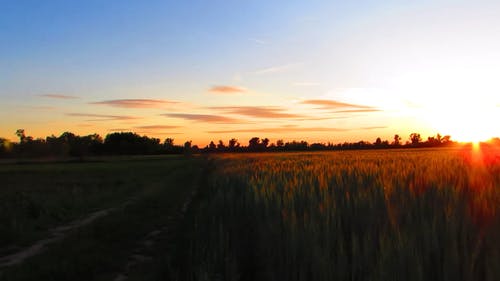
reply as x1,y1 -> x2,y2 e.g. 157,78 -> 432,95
1,148 -> 499,281
177,147 -> 500,281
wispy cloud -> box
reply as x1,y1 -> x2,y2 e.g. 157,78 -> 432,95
90,99 -> 178,108
162,113 -> 241,123
108,127 -> 183,135
359,126 -> 388,130
134,125 -> 180,130
209,85 -> 246,94
137,132 -> 183,135
208,125 -> 387,134
300,99 -> 373,109
77,124 -> 94,127
207,127 -> 349,134
255,63 -> 302,74
66,113 -> 140,121
40,94 -> 79,99
26,106 -> 57,110
333,109 -> 381,114
295,116 -> 351,121
249,38 -> 267,45
209,106 -> 305,119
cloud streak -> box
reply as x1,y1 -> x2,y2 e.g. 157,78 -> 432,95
40,94 -> 79,99
134,125 -> 180,130
108,127 -> 183,135
255,63 -> 302,74
359,126 -> 388,130
27,106 -> 57,110
300,99 -> 374,109
162,113 -> 241,123
333,109 -> 381,114
66,113 -> 140,121
249,38 -> 267,45
209,85 -> 246,94
208,125 -> 388,134
207,127 -> 349,134
90,99 -> 178,108
209,106 -> 305,119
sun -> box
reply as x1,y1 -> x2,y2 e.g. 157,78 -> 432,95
422,98 -> 498,144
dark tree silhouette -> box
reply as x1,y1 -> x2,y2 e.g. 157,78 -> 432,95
276,139 -> 284,148
393,134 -> 401,146
228,138 -> 239,151
15,129 -> 26,143
0,129 -> 465,159
164,138 -> 174,147
217,140 -> 226,151
104,132 -> 161,155
262,138 -> 270,148
184,140 -> 192,156
0,138 -> 11,157
208,141 -> 217,151
248,137 -> 261,151
409,133 -> 422,146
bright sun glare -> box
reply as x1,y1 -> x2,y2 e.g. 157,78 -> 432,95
398,66 -> 500,144
424,102 -> 497,143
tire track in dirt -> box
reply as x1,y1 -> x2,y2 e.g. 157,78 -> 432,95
112,179 -> 200,281
0,197 -> 138,268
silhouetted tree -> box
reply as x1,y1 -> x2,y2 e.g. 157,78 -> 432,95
0,129 -> 464,158
217,140 -> 226,151
0,138 -> 12,157
409,133 -> 422,146
228,138 -> 239,151
208,141 -> 217,152
103,132 -> 161,155
248,137 -> 261,152
164,138 -> 174,147
184,140 -> 192,156
262,138 -> 270,148
276,139 -> 284,148
162,138 -> 184,154
284,140 -> 308,151
436,133 -> 442,143
393,134 -> 401,146
310,143 -> 327,150
15,129 -> 26,143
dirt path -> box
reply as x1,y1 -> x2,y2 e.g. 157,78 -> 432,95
0,198 -> 137,268
112,188 -> 198,281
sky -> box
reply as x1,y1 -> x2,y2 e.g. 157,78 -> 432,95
1,0 -> 499,146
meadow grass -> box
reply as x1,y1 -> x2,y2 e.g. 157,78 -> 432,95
178,148 -> 499,281
0,156 -> 188,250
0,156 -> 205,281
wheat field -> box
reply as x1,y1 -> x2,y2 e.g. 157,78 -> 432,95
181,147 -> 500,281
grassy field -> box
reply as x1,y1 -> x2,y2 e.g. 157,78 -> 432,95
171,148 -> 500,281
1,148 -> 499,281
0,155 -> 206,280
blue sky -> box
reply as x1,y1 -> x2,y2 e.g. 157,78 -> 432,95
1,0 -> 499,144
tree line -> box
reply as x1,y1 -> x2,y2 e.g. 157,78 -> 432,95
0,129 -> 471,159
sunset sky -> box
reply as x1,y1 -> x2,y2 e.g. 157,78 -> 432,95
1,0 -> 499,146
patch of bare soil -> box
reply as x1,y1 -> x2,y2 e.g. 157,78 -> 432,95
0,198 -> 137,268
112,190 -> 197,281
